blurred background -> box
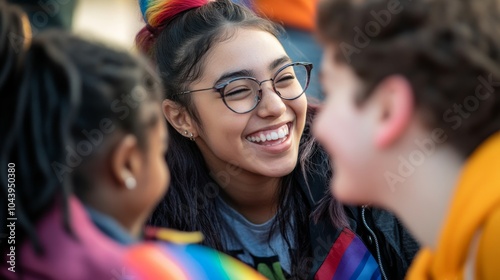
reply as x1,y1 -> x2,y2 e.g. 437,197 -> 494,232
10,0 -> 143,49
9,0 -> 323,99
73,0 -> 142,48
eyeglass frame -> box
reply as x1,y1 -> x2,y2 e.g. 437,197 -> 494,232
176,62 -> 313,114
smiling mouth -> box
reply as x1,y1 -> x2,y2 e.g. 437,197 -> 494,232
245,123 -> 291,146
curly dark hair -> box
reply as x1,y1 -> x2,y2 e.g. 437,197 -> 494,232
317,0 -> 500,156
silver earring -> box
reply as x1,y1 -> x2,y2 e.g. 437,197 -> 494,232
184,130 -> 195,141
125,177 -> 137,190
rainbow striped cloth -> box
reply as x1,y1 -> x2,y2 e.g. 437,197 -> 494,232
315,229 -> 381,280
124,242 -> 266,280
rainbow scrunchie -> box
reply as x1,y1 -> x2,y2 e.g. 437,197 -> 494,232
138,0 -> 208,28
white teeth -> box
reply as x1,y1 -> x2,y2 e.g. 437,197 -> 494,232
271,132 -> 278,140
247,124 -> 290,143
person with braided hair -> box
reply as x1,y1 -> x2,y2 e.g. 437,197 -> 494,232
0,0 -> 169,278
0,1 -> 268,279
314,0 -> 500,279
6,0 -> 77,31
132,0 -> 410,279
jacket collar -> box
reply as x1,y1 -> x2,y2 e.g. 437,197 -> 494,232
86,206 -> 136,245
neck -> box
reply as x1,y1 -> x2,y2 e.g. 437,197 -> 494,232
387,144 -> 464,249
213,168 -> 281,224
84,189 -> 142,238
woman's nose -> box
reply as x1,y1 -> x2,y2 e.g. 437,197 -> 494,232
255,80 -> 286,118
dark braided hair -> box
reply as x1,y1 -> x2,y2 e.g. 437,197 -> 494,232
0,0 -> 163,256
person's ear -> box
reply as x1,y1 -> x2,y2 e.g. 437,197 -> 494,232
162,99 -> 198,138
371,75 -> 415,149
110,135 -> 142,190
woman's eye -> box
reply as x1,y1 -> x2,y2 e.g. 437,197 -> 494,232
225,87 -> 251,96
275,74 -> 295,85
223,86 -> 255,101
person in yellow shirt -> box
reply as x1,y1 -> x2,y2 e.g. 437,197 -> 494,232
313,0 -> 500,279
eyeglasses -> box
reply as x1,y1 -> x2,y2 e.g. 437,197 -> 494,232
177,62 -> 313,114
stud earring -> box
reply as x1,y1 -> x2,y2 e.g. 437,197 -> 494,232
184,130 -> 195,141
125,176 -> 137,190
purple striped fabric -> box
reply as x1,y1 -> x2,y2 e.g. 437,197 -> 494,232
315,229 -> 381,280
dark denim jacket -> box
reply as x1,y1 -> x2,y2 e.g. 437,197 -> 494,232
86,206 -> 136,246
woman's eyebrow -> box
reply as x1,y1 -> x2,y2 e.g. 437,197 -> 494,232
215,70 -> 254,85
214,56 -> 291,85
269,56 -> 292,71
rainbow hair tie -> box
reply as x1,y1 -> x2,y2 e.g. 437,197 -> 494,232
136,0 -> 213,57
139,0 -> 210,29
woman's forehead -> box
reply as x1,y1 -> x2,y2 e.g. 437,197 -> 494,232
199,28 -> 288,81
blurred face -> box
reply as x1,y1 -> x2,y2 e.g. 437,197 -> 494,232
189,28 -> 307,181
313,45 -> 380,204
136,104 -> 169,216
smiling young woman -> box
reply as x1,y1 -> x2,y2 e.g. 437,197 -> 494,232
133,0 -> 390,279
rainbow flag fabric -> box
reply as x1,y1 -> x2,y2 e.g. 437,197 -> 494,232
315,229 -> 382,280
124,242 -> 267,280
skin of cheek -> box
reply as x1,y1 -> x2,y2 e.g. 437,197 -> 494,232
315,61 -> 381,204
139,119 -> 170,217
192,94 -> 307,179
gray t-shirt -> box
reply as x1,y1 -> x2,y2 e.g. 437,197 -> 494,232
217,197 -> 294,279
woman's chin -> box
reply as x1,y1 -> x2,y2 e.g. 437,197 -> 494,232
253,162 -> 297,178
